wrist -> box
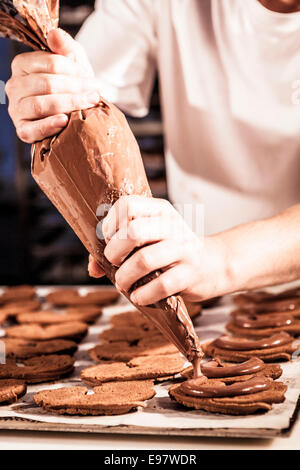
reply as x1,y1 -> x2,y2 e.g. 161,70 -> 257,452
210,234 -> 241,296
190,235 -> 240,300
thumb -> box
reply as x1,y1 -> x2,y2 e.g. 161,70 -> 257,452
47,28 -> 78,59
47,28 -> 95,77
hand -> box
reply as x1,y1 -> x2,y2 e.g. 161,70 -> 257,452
98,196 -> 231,306
5,28 -> 100,143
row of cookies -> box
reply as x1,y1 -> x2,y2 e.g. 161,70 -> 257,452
169,289 -> 300,415
0,286 -> 292,416
34,308 -> 191,415
35,303 -> 289,416
0,286 -> 202,415
0,286 -> 186,415
0,286 -> 119,408
0,285 -> 121,326
203,287 -> 300,362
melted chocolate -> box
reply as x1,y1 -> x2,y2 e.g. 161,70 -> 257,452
180,376 -> 272,398
235,288 -> 300,305
215,332 -> 292,350
242,299 -> 300,314
200,358 -> 265,378
234,313 -> 294,329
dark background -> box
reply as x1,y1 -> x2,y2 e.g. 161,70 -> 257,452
0,0 -> 165,286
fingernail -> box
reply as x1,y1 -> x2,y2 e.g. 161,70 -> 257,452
86,91 -> 99,105
130,293 -> 138,304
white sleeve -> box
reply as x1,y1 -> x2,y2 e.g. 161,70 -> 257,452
76,0 -> 157,117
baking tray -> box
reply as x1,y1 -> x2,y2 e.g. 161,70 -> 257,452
0,286 -> 299,439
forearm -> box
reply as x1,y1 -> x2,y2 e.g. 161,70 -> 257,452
216,204 -> 300,294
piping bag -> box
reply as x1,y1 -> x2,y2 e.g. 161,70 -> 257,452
0,0 -> 203,375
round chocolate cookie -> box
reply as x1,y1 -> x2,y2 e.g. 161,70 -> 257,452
34,380 -> 156,415
0,312 -> 8,326
0,355 -> 75,384
233,288 -> 300,307
81,353 -> 186,385
226,312 -> 300,338
89,336 -> 178,362
0,379 -> 27,405
0,300 -> 41,318
181,358 -> 282,383
110,311 -> 157,330
169,379 -> 287,415
5,322 -> 88,343
2,338 -> 78,360
231,306 -> 300,319
203,332 -> 297,362
46,288 -> 119,307
0,286 -> 36,304
232,299 -> 300,316
99,326 -> 162,343
16,307 -> 102,325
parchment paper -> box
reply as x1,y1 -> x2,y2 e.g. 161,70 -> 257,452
0,286 -> 299,433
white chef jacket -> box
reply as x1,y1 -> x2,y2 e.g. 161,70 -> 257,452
77,0 -> 300,235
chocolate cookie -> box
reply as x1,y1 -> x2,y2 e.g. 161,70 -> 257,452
0,300 -> 41,318
226,312 -> 300,338
89,336 -> 178,362
0,286 -> 36,304
233,298 -> 300,316
46,288 -> 119,307
233,288 -> 300,307
110,311 -> 157,330
203,332 -> 297,362
5,322 -> 88,343
0,312 -> 8,325
17,307 -> 102,325
231,305 -> 300,318
34,380 -> 156,415
99,326 -> 162,343
0,355 -> 75,384
181,358 -> 282,383
2,338 -> 78,360
81,354 -> 186,385
0,379 -> 27,405
169,378 -> 287,415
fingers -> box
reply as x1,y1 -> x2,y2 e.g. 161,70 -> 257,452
11,51 -> 87,77
115,240 -> 183,292
17,91 -> 100,121
12,73 -> 100,99
47,29 -> 94,77
104,216 -> 182,267
102,196 -> 174,242
88,255 -> 105,279
130,264 -> 192,306
16,114 -> 68,144
47,29 -> 80,58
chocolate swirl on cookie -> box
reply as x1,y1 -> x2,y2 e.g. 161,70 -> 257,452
179,376 -> 272,398
233,313 -> 294,329
215,332 -> 292,350
200,358 -> 265,378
